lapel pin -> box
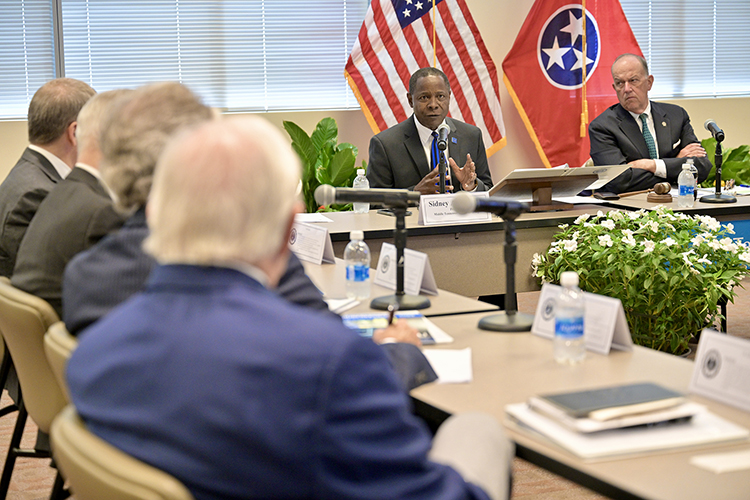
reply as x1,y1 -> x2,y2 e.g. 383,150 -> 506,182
451,137 -> 457,144
662,121 -> 666,127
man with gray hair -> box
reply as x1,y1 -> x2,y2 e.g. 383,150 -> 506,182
67,116 -> 513,500
0,78 -> 96,277
12,90 -> 130,317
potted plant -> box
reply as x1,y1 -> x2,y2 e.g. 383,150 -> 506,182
699,137 -> 750,187
283,117 -> 365,213
532,206 -> 750,355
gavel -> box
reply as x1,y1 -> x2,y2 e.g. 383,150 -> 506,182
619,182 -> 671,198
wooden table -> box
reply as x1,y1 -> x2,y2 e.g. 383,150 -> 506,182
411,313 -> 750,500
311,205 -> 608,297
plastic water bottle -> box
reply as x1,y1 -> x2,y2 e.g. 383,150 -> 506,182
344,230 -> 370,299
352,168 -> 370,213
554,271 -> 585,365
687,158 -> 699,201
678,161 -> 695,208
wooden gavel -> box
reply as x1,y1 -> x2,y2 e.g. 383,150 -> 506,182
619,182 -> 671,198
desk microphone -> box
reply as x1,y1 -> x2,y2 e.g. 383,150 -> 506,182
436,123 -> 450,150
452,192 -> 529,219
704,119 -> 725,142
314,185 -> 421,207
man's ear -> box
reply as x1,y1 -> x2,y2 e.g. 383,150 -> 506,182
646,75 -> 654,91
406,92 -> 414,109
67,121 -> 78,147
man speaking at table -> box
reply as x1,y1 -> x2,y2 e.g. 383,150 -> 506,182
67,116 -> 513,500
589,53 -> 711,194
366,67 -> 493,195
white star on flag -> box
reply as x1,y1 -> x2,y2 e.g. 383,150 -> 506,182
403,8 -> 411,17
543,37 -> 569,70
559,11 -> 583,44
570,47 -> 594,71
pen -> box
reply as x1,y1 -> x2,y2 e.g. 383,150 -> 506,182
387,302 -> 399,325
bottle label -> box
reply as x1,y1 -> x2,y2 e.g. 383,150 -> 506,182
679,184 -> 694,197
555,317 -> 584,338
346,264 -> 370,282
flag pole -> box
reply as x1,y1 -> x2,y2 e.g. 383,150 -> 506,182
432,0 -> 437,67
580,0 -> 589,138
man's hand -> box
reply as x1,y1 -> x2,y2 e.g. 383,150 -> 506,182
414,168 -> 453,195
372,319 -> 421,346
677,143 -> 707,158
628,159 -> 657,172
450,153 -> 477,191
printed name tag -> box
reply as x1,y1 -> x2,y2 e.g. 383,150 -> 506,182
289,221 -> 335,265
418,192 -> 491,225
372,242 -> 437,296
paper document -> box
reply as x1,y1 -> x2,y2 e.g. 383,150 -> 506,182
422,348 -> 472,384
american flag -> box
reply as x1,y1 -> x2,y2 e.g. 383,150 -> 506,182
345,0 -> 506,155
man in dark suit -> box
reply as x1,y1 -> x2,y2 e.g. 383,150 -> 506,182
367,67 -> 493,195
0,78 -> 96,277
589,53 -> 710,194
67,116 -> 512,500
12,90 -> 130,317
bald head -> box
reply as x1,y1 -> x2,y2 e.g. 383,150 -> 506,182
145,116 -> 301,270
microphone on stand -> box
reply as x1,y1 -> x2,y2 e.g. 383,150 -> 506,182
704,119 -> 725,142
315,185 -> 420,207
452,192 -> 529,219
436,123 -> 450,151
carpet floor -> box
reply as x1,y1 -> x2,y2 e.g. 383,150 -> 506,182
2,280 -> 749,499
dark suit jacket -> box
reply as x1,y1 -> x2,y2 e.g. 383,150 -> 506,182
12,167 -> 126,317
67,264 -> 487,500
367,116 -> 493,191
0,148 -> 63,277
63,208 -> 436,391
589,101 -> 711,193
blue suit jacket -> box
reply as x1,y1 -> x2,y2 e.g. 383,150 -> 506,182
367,116 -> 493,191
67,265 -> 488,500
63,208 -> 436,390
589,101 -> 711,193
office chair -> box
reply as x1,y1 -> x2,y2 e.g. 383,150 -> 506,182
51,405 -> 195,500
44,322 -> 78,403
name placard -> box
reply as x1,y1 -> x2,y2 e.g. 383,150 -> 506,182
418,192 -> 491,225
373,242 -> 438,296
531,283 -> 632,354
690,329 -> 750,413
288,221 -> 335,265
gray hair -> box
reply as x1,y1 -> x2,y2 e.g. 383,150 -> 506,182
75,89 -> 133,155
144,116 -> 301,266
99,82 -> 214,212
28,78 -> 96,145
612,53 -> 649,76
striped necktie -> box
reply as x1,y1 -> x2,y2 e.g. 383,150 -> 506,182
640,113 -> 658,159
430,131 -> 451,188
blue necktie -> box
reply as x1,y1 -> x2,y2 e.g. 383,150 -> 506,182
431,131 -> 451,188
640,113 -> 658,159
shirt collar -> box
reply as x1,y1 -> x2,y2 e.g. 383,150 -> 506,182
628,102 -> 652,124
413,114 -> 448,147
28,144 -> 72,179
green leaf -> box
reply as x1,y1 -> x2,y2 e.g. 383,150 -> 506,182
311,117 -> 338,151
329,148 -> 357,186
283,121 -> 317,170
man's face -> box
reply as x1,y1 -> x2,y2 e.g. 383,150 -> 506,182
407,74 -> 451,131
612,56 -> 653,115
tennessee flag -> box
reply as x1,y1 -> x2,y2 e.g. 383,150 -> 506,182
503,0 -> 641,168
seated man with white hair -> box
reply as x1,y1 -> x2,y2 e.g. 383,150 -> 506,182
66,116 -> 513,500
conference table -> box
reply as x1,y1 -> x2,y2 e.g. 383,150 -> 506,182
411,313 -> 750,500
301,258 -> 498,317
307,204 -> 608,297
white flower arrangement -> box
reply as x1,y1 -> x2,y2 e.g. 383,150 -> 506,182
532,207 -> 750,355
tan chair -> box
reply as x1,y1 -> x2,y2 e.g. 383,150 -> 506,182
44,322 -> 78,403
0,278 -> 18,420
0,280 -> 66,499
51,405 -> 194,500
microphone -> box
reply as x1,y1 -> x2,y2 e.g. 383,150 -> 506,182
314,184 -> 421,207
436,123 -> 450,151
704,119 -> 725,142
452,192 -> 529,219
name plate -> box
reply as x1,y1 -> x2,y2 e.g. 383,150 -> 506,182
531,283 -> 632,354
690,329 -> 750,413
289,221 -> 335,265
418,192 -> 491,225
373,242 -> 438,296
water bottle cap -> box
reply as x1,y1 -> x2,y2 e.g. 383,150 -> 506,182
350,230 -> 364,240
682,163 -> 691,170
357,168 -> 365,176
560,271 -> 579,287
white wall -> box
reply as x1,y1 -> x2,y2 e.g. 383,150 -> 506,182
1,0 -> 748,182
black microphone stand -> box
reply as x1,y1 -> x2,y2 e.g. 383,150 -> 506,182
370,203 -> 431,311
477,215 -> 534,332
700,136 -> 736,204
437,142 -> 448,194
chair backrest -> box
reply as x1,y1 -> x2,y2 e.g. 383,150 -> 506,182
44,322 -> 78,403
51,405 -> 195,500
0,280 -> 66,433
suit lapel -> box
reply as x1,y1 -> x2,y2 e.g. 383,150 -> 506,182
650,102 -> 673,157
403,118 -> 432,180
615,105 -> 650,159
